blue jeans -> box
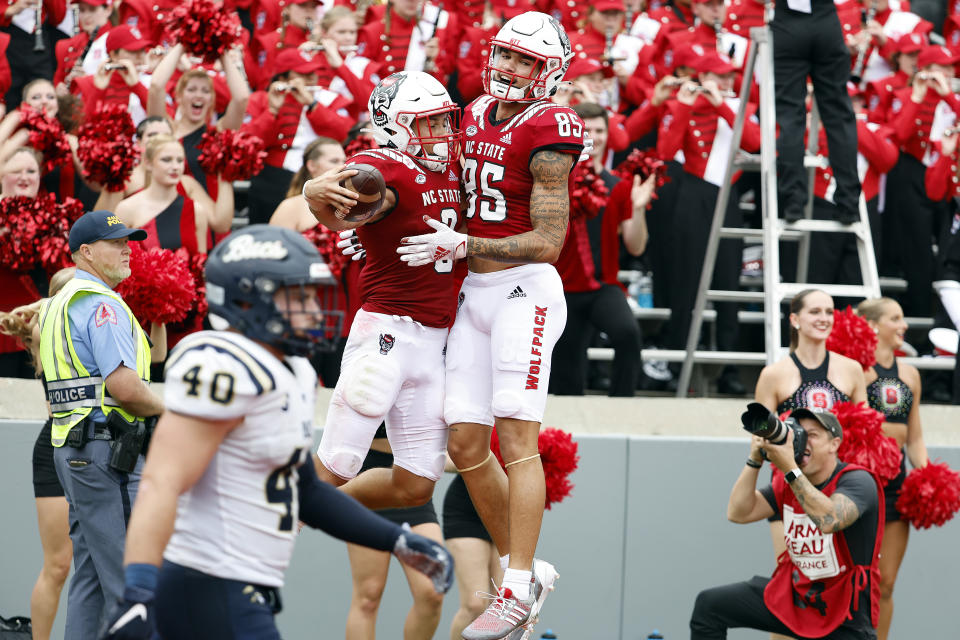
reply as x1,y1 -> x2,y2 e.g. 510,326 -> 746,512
54,438 -> 143,640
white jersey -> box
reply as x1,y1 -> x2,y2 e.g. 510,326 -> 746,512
161,331 -> 317,588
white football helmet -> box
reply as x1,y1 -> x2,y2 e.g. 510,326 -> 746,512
482,11 -> 573,102
367,71 -> 461,172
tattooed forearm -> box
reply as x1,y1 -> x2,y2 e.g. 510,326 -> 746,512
789,477 -> 860,533
466,150 -> 572,264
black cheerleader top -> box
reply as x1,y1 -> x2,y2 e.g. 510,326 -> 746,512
777,352 -> 850,414
867,360 -> 913,424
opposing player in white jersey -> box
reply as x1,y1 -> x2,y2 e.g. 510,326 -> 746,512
396,12 -> 585,640
100,226 -> 453,640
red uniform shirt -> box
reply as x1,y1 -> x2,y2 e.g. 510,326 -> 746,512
462,95 -> 585,240
53,27 -> 111,88
347,149 -> 462,328
357,4 -> 456,80
73,73 -> 149,122
812,118 -> 899,202
657,96 -> 761,186
924,143 -> 960,201
889,87 -> 960,165
0,33 -> 10,100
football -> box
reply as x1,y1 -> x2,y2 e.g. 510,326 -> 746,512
339,163 -> 386,222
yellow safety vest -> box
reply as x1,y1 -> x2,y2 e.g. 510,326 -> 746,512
38,277 -> 151,447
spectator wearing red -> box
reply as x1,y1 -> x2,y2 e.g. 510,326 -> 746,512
311,6 -> 379,122
722,0 -> 765,37
243,47 -> 354,224
455,19 -> 501,104
0,147 -> 44,378
864,32 -> 923,123
885,45 -> 960,316
147,43 -> 251,199
255,0 -> 318,77
570,0 -> 626,62
943,15 -> 960,59
629,0 -> 692,47
657,50 -> 760,394
0,32 -> 10,111
550,101 -> 649,397
0,0 -> 67,107
116,0 -> 177,45
925,128 -> 960,202
652,0 -> 747,82
808,83 -> 899,293
847,0 -> 932,86
72,25 -> 151,123
53,0 -> 113,91
561,57 -> 630,151
357,0 -> 455,79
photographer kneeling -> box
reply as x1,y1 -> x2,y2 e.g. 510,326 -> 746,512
690,406 -> 884,640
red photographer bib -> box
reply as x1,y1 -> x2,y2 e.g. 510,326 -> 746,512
764,464 -> 884,638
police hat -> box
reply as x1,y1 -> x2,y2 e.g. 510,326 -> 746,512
69,210 -> 147,253
791,408 -> 843,439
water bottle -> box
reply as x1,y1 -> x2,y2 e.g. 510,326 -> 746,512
634,271 -> 653,309
646,630 -> 664,639
539,630 -> 557,639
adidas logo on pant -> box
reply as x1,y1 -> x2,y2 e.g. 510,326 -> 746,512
507,286 -> 526,299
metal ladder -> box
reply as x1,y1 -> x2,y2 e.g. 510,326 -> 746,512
673,22 -> 881,398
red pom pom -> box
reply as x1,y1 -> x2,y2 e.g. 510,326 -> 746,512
0,194 -> 84,273
831,401 -> 902,483
489,427 -> 579,510
165,0 -> 242,64
301,226 -> 348,281
185,252 -> 208,317
344,136 -> 376,159
18,105 -> 71,173
114,245 -> 199,325
569,162 -> 609,220
826,306 -> 877,371
895,461 -> 960,529
197,129 -> 267,182
613,148 -> 670,208
77,104 -> 139,192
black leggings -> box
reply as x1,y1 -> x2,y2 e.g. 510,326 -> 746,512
690,576 -> 874,640
549,284 -> 641,397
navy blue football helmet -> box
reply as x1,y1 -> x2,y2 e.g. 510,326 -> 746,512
205,225 -> 343,357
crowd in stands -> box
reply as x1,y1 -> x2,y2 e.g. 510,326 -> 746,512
1,0 -> 959,398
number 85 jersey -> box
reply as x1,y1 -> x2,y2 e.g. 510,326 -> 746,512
161,330 -> 318,588
461,95 -> 585,239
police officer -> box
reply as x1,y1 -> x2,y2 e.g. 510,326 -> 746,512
37,210 -> 164,640
771,0 -> 861,224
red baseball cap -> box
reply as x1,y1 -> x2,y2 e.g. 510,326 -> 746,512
918,45 -> 957,68
274,48 -> 323,75
106,24 -> 151,52
592,0 -> 625,11
566,57 -> 615,80
895,32 -> 925,55
78,0 -> 113,6
671,42 -> 708,73
696,51 -> 736,75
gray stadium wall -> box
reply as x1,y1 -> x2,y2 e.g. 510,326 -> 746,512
1,380 -> 958,639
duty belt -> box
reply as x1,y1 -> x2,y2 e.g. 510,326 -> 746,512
46,377 -> 121,413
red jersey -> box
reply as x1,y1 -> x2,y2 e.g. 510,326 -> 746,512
462,95 -> 585,240
347,149 -> 462,328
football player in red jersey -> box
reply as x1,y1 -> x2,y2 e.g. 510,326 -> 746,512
395,11 -> 584,640
302,71 -> 462,518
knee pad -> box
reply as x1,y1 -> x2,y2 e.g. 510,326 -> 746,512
322,450 -> 364,480
342,354 -> 402,418
491,389 -> 523,418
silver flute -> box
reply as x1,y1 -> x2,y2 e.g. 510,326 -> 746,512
301,43 -> 359,53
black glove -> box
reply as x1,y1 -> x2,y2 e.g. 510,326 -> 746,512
99,586 -> 156,640
392,523 -> 455,594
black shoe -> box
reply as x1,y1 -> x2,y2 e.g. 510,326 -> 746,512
716,375 -> 747,396
783,206 -> 803,223
836,207 -> 859,225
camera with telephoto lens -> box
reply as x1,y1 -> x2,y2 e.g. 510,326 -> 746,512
740,402 -> 808,466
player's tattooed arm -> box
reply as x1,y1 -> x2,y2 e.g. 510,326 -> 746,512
789,477 -> 861,534
466,150 -> 572,263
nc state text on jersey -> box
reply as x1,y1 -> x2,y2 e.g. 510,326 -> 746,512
421,188 -> 462,207
464,140 -> 506,162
